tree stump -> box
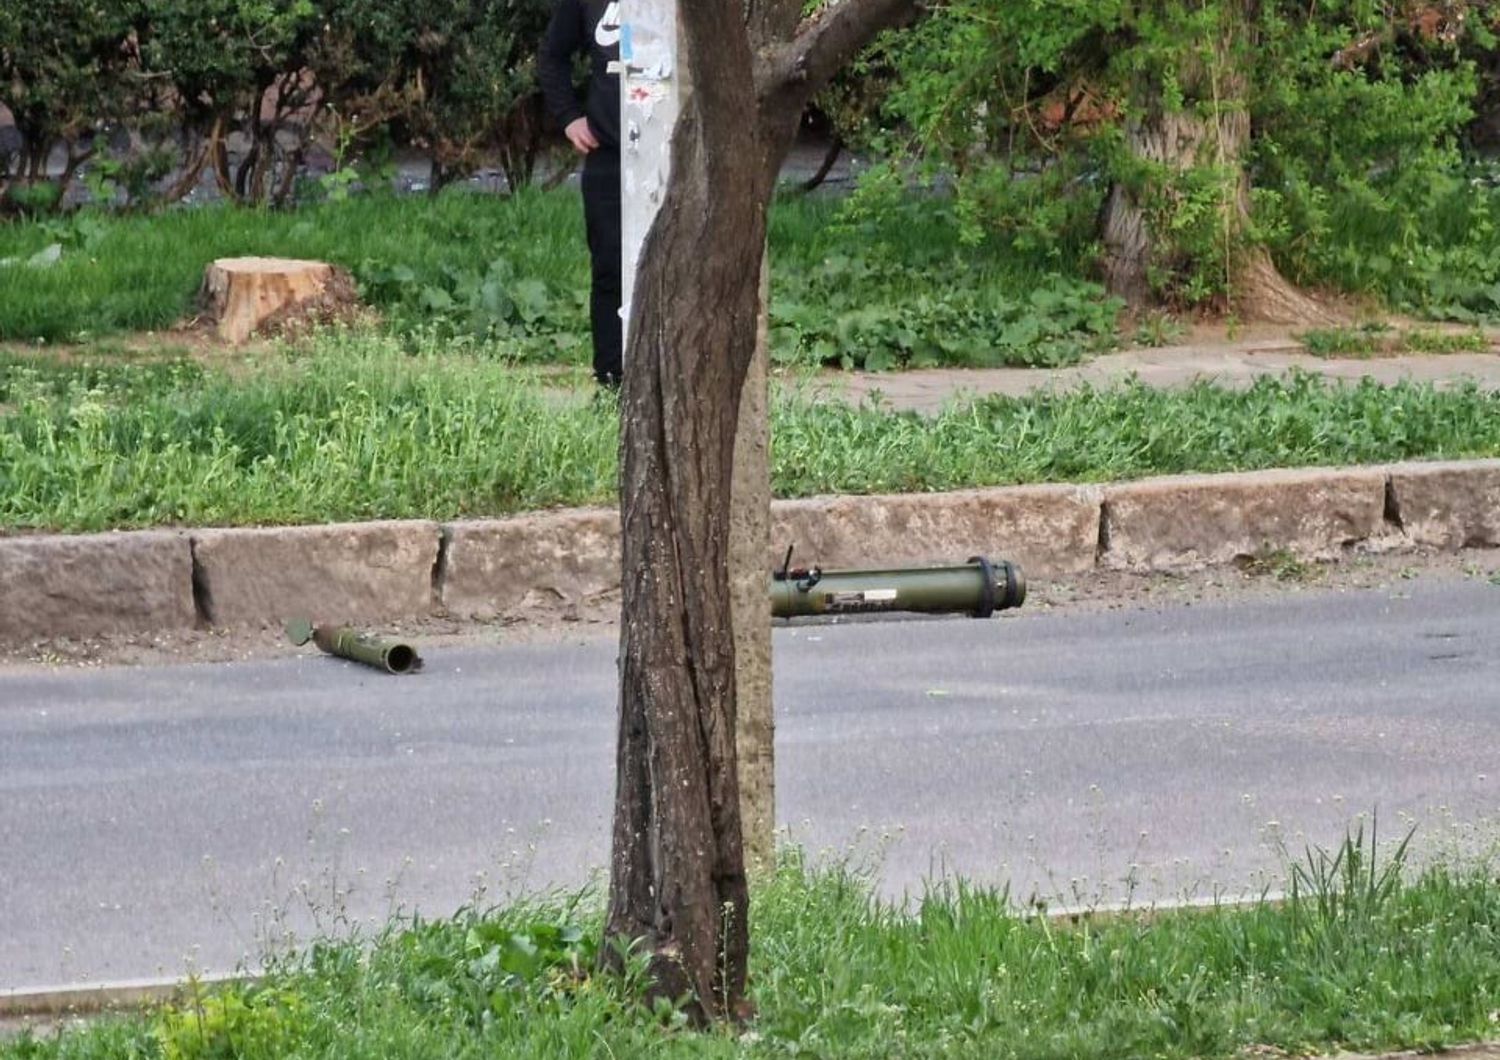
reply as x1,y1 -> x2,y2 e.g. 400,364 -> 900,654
201,257 -> 341,344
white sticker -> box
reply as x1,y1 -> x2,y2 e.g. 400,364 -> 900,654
630,43 -> 673,81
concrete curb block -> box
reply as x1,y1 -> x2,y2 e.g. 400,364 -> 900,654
0,974 -> 247,1019
0,531 -> 195,642
1100,467 -> 1390,571
1387,459 -> 1500,550
770,485 -> 1102,578
2,460 -> 1498,643
443,510 -> 621,620
191,521 -> 442,626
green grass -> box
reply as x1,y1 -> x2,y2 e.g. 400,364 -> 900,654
1298,323 -> 1491,358
0,190 -> 589,344
0,191 -> 1118,369
5,835 -> 1497,1059
5,331 -> 1500,533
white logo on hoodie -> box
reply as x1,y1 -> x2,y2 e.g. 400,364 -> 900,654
595,2 -> 621,46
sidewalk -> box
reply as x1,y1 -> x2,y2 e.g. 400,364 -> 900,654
797,337 -> 1500,413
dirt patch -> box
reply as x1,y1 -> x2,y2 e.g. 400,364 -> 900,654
1329,1047 -> 1500,1060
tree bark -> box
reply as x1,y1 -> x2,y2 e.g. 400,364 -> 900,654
731,254 -> 774,876
605,0 -> 915,1024
1099,3 -> 1335,325
607,98 -> 768,1021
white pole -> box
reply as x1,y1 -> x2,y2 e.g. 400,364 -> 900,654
614,0 -> 681,361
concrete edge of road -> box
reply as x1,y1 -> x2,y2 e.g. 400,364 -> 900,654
0,895 -> 1278,1019
0,973 -> 249,1020
1,459 -> 1498,644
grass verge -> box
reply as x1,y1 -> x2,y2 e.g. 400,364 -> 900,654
4,331 -> 1500,533
4,835 -> 1497,1059
0,191 -> 1117,369
1298,324 -> 1491,359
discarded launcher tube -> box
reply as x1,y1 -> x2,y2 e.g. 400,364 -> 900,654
285,619 -> 424,675
770,554 -> 1026,620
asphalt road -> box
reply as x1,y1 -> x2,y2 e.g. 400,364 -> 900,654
2,580 -> 1497,989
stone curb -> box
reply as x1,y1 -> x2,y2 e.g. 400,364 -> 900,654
191,521 -> 442,626
1388,458 -> 1500,550
1,460 -> 1497,643
0,975 -> 247,1020
1100,467 -> 1390,571
0,531 -> 195,642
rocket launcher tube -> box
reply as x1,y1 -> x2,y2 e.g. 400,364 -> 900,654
770,556 -> 1025,620
286,620 -> 423,675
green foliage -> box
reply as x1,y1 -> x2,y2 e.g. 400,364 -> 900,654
0,0 -> 137,210
154,986 -> 310,1060
0,191 -> 1126,365
359,256 -> 586,360
1297,323 -> 1490,358
0,190 -> 590,343
135,0 -> 320,125
308,0 -> 557,192
387,904 -> 597,1027
879,0 -> 1500,312
773,257 -> 1117,371
1251,1 -> 1494,316
771,191 -> 1119,370
770,370 -> 1500,498
4,333 -> 1500,533
408,0 -> 557,189
0,0 -> 563,211
6,842 -> 1499,1059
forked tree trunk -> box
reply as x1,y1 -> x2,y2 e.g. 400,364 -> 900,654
605,0 -> 915,1024
1100,4 -> 1335,325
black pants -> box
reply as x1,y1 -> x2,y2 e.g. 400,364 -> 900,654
582,149 -> 622,385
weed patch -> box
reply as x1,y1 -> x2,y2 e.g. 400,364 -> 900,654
5,836 -> 1497,1059
0,192 -> 1121,370
4,335 -> 1500,532
1298,324 -> 1490,359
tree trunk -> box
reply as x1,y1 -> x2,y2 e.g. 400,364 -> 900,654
1099,5 -> 1335,325
607,100 -> 770,1023
731,255 -> 774,876
605,0 -> 916,1023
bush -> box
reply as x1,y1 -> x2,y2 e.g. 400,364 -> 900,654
0,0 -> 565,213
0,0 -> 137,213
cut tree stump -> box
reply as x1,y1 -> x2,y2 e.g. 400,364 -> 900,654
201,257 -> 349,344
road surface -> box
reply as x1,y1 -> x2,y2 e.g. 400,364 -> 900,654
1,579 -> 1496,988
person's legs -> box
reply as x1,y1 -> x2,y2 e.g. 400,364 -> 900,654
581,149 -> 623,386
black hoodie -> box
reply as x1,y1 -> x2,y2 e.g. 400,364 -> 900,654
538,0 -> 621,150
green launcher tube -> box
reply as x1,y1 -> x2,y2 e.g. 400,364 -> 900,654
770,557 -> 1025,620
